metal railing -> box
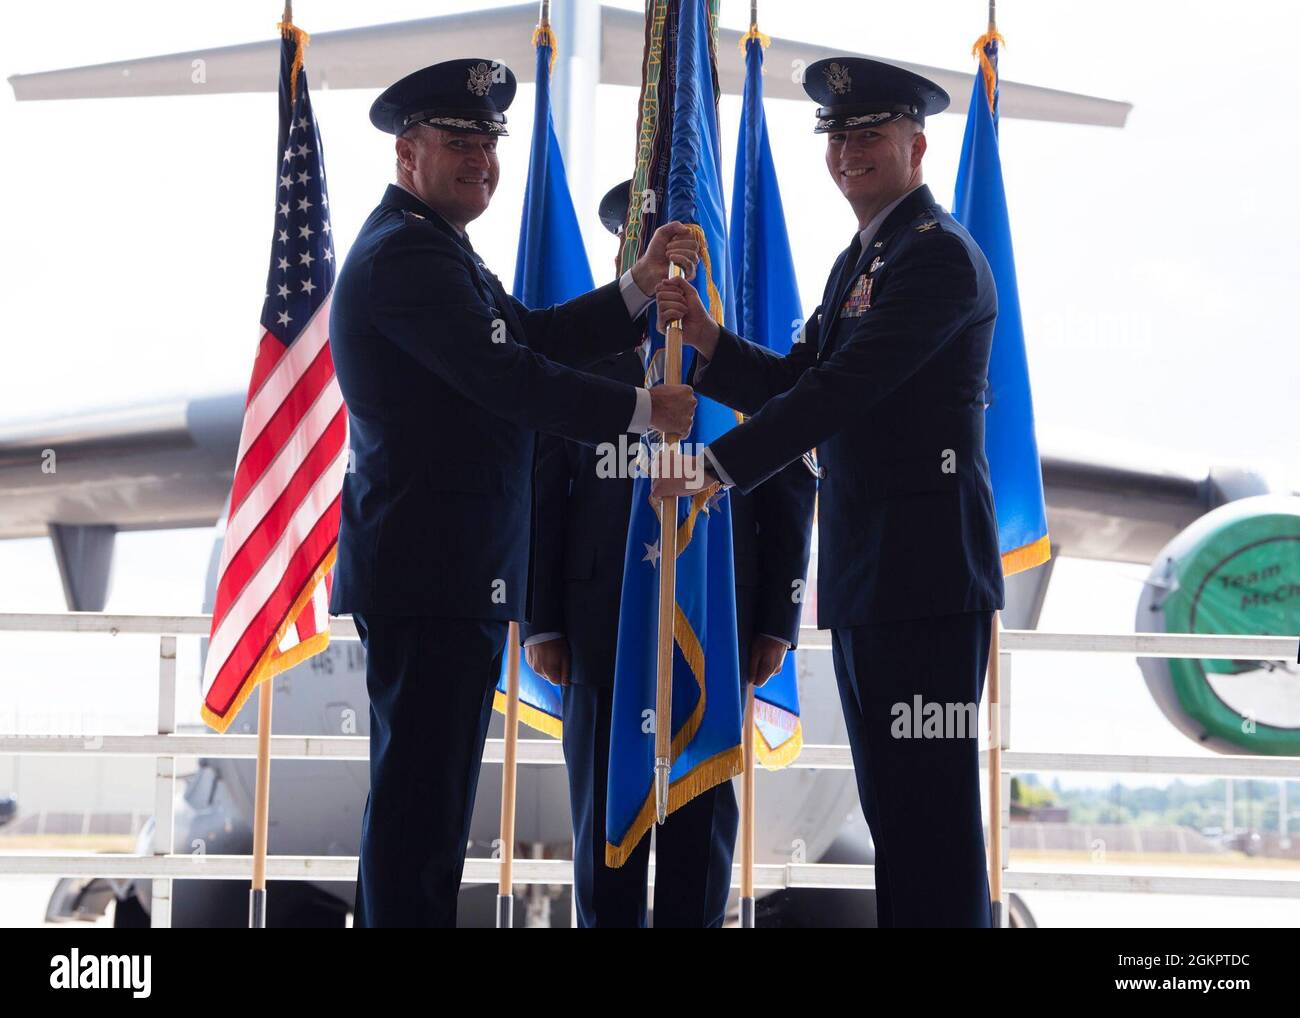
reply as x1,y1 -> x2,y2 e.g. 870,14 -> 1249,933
1,612 -> 1298,927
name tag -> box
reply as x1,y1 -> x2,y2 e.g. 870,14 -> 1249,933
840,274 -> 872,318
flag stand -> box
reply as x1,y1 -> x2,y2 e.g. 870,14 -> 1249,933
654,261 -> 686,824
987,610 -> 1003,927
497,621 -> 522,928
740,682 -> 756,927
249,681 -> 273,928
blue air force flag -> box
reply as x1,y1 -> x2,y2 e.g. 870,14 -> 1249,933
492,22 -> 596,737
605,0 -> 744,866
952,34 -> 1050,576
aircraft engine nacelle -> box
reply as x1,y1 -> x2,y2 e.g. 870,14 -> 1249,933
1136,495 -> 1300,755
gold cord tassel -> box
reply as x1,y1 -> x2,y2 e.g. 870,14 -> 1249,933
276,21 -> 310,106
971,29 -> 1006,114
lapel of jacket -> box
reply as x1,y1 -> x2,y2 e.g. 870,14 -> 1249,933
819,237 -> 868,355
379,185 -> 531,345
818,184 -> 937,355
463,244 -> 530,345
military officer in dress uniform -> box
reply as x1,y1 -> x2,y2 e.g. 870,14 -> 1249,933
653,58 -> 1005,928
329,60 -> 701,928
521,181 -> 816,927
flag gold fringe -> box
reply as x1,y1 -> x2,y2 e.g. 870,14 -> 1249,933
737,25 -> 771,50
492,689 -> 563,738
1001,532 -> 1050,577
532,22 -> 559,74
971,29 -> 1005,114
686,223 -> 724,324
276,21 -> 310,106
604,744 -> 744,868
200,544 -> 336,733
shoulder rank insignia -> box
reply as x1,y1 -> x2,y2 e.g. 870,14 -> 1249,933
915,218 -> 938,232
840,274 -> 872,317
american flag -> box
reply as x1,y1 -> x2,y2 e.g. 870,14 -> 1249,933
201,24 -> 348,733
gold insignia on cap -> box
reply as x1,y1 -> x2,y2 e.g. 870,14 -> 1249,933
824,62 -> 852,96
467,62 -> 492,97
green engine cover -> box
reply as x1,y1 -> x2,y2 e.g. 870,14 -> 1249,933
1140,496 -> 1300,755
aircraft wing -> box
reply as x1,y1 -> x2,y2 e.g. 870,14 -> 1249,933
0,394 -> 242,609
1040,442 -> 1284,564
0,394 -> 242,541
0,394 -> 1279,567
7,3 -> 1131,127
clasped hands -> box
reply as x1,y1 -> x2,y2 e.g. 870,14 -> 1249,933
649,278 -> 716,501
636,223 -> 725,498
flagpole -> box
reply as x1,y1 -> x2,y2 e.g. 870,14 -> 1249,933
655,261 -> 686,824
740,681 -> 756,927
249,681 -> 273,927
983,0 -> 1004,930
247,0 -> 299,931
987,610 -> 1003,926
734,1 -> 763,926
497,621 -> 522,928
494,0 -> 557,931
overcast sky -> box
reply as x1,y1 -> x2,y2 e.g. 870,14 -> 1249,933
0,1 -> 1297,787
2,0 -> 1296,468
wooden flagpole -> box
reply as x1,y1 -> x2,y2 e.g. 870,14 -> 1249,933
737,0 -> 761,929
248,0 -> 297,930
740,682 -> 756,927
497,621 -> 522,928
983,0 -> 1006,931
249,680 -> 273,927
654,261 -> 686,824
987,610 -> 1004,927
493,0 -> 555,930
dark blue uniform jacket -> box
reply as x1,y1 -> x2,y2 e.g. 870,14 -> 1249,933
329,185 -> 646,621
698,185 -> 1005,628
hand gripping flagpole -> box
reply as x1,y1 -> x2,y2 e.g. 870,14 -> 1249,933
497,621 -> 522,928
654,260 -> 686,824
